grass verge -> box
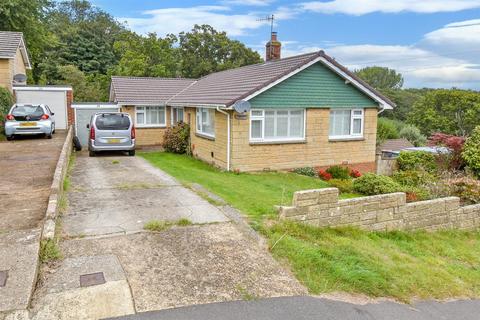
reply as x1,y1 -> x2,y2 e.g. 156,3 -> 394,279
142,152 -> 480,301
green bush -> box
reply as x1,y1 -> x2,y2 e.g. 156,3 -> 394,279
397,151 -> 437,173
163,122 -> 190,154
401,185 -> 431,202
292,167 -> 316,177
462,126 -> 480,177
328,179 -> 354,193
353,173 -> 403,195
377,117 -> 400,144
326,165 -> 351,180
0,87 -> 13,126
392,170 -> 436,187
399,125 -> 427,147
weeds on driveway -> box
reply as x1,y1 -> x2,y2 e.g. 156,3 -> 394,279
144,218 -> 193,232
141,152 -> 480,302
39,239 -> 62,263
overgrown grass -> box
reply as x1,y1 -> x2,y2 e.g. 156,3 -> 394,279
264,221 -> 480,302
144,218 -> 193,232
39,239 -> 62,263
141,152 -> 335,222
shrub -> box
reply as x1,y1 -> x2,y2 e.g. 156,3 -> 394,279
377,117 -> 400,144
163,122 -> 190,154
0,87 -> 13,126
448,177 -> 480,205
462,126 -> 480,177
350,169 -> 362,178
397,151 -> 437,173
353,173 -> 403,195
329,179 -> 354,193
392,170 -> 436,187
429,132 -> 466,170
292,167 -> 316,177
317,169 -> 332,181
326,165 -> 351,180
399,125 -> 427,147
400,185 -> 431,202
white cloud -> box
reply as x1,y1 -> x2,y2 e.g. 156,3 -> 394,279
121,5 -> 270,36
222,0 -> 275,6
301,0 -> 480,15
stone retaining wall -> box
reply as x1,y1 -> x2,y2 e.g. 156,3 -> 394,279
278,188 -> 480,231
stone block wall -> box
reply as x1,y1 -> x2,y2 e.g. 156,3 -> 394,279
279,188 -> 480,231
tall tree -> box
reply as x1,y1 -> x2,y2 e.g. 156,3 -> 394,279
355,66 -> 404,91
408,89 -> 480,136
178,24 -> 262,78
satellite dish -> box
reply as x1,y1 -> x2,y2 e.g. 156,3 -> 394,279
13,74 -> 27,84
233,100 -> 251,114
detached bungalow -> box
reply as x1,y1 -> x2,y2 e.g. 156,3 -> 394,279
110,32 -> 395,172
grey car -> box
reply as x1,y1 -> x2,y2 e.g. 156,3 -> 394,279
87,112 -> 135,157
4,104 -> 55,140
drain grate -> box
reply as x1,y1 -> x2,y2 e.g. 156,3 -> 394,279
79,272 -> 105,287
0,270 -> 8,287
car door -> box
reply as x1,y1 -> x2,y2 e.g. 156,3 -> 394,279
45,105 -> 55,127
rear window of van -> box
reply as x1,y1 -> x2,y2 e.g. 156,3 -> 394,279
95,114 -> 130,130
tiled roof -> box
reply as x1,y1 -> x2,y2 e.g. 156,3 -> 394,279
0,31 -> 30,68
110,76 -> 197,105
376,138 -> 414,154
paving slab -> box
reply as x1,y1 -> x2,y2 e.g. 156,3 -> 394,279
62,154 -> 228,237
0,229 -> 41,312
60,223 -> 307,313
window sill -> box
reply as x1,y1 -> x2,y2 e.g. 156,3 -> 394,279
250,139 -> 306,145
328,137 -> 364,142
196,133 -> 215,141
136,125 -> 167,129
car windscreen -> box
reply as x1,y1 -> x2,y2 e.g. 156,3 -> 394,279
11,105 -> 44,120
95,114 -> 130,130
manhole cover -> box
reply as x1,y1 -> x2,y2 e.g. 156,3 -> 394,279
0,270 -> 8,287
80,272 -> 105,287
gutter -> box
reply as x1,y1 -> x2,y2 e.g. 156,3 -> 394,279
216,107 -> 231,171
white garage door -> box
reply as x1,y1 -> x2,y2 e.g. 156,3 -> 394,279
15,89 -> 68,129
73,104 -> 119,147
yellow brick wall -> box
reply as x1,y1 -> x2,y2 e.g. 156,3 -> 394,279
230,108 -> 378,172
14,48 -> 26,76
185,107 -> 228,169
0,58 -> 12,91
121,105 -> 171,146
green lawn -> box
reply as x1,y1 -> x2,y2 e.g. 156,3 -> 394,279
141,152 -> 340,222
141,152 -> 480,301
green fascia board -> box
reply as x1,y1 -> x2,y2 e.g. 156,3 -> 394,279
250,62 -> 379,109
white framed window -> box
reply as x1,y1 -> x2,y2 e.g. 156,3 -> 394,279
171,107 -> 184,126
135,106 -> 166,127
196,107 -> 215,137
250,109 -> 305,142
329,108 -> 364,139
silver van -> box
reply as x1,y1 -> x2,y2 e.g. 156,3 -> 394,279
87,112 -> 135,157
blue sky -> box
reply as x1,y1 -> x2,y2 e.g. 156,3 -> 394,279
90,0 -> 480,90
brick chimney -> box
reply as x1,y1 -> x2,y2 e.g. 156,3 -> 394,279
266,31 -> 281,61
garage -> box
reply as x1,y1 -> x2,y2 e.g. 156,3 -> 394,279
13,86 -> 72,130
72,103 -> 119,147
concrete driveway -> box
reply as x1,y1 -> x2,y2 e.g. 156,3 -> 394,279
63,152 -> 229,237
28,152 -> 306,320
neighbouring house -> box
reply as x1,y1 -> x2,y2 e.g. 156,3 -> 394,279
110,32 -> 395,172
0,31 -> 31,92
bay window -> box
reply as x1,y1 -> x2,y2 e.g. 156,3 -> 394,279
329,109 -> 364,139
250,109 -> 305,142
196,107 -> 215,137
135,106 -> 166,127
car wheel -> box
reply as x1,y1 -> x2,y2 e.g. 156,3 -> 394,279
128,150 -> 136,156
89,150 -> 95,157
6,135 -> 13,141
46,134 -> 52,139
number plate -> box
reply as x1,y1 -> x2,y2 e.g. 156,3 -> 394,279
108,139 -> 121,143
20,122 -> 37,127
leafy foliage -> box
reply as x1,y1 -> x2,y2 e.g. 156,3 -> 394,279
317,169 -> 332,181
392,170 -> 436,187
448,177 -> 480,205
0,87 -> 14,125
355,66 -> 404,91
353,173 -> 403,195
328,179 -> 354,193
292,167 -> 316,177
408,89 -> 480,136
163,122 -> 190,154
462,126 -> 480,177
326,165 -> 351,180
377,117 -> 400,144
397,151 -> 437,173
399,124 -> 426,147
428,133 -> 466,171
